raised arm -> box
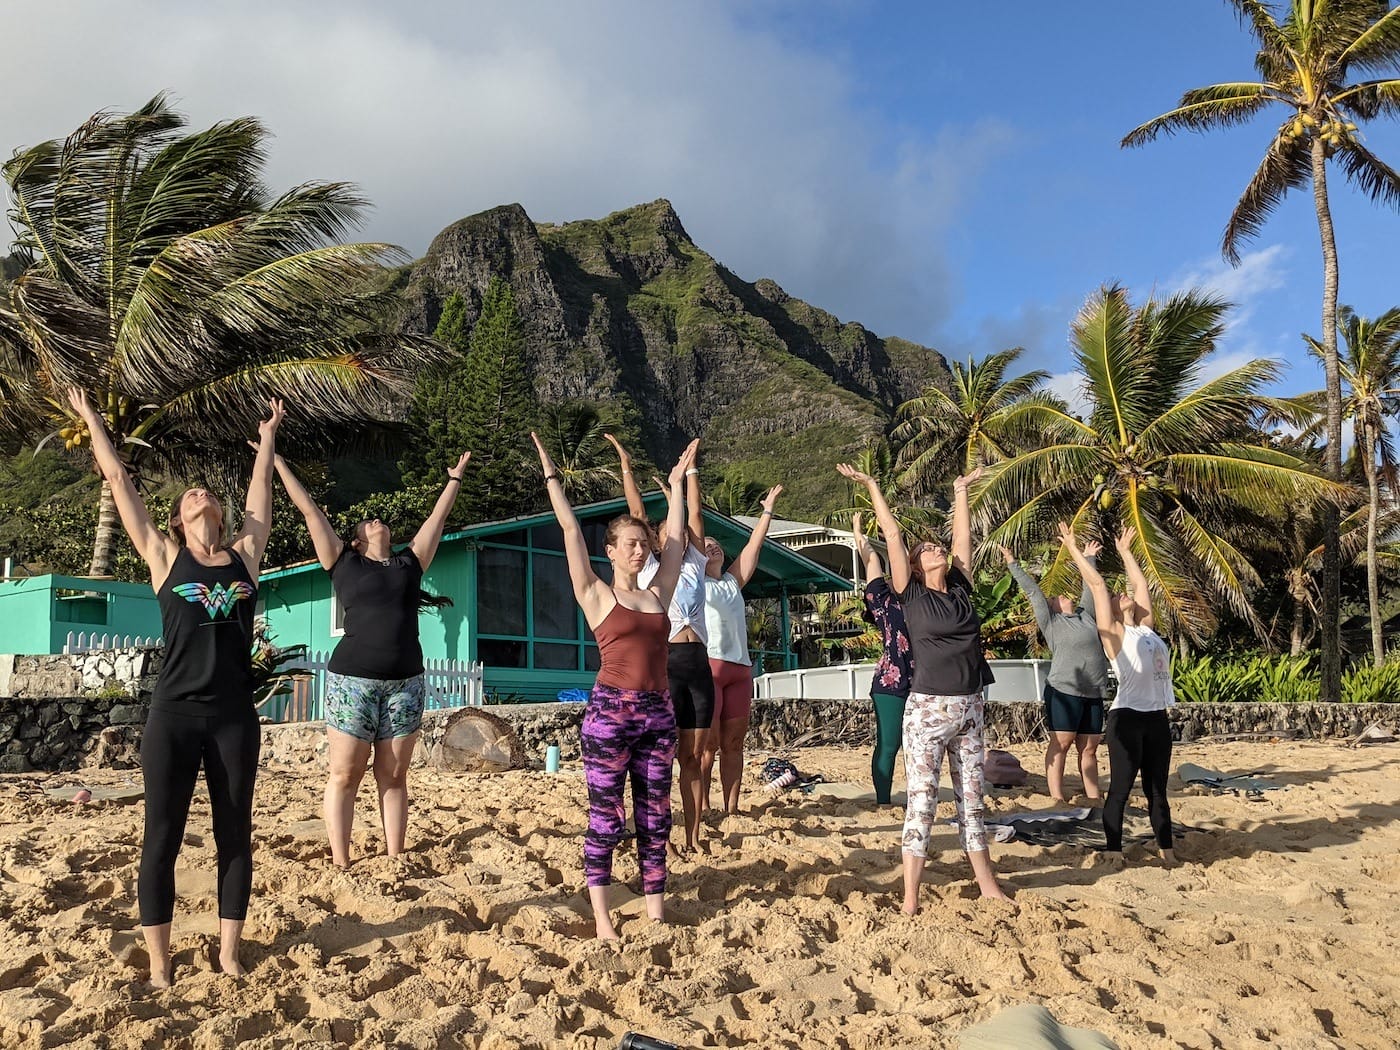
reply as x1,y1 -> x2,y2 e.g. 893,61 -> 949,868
950,467 -> 981,577
262,449 -> 343,570
649,441 -> 698,609
685,447 -> 705,550
851,511 -> 885,584
1058,522 -> 1121,659
1078,539 -> 1103,617
410,450 -> 471,570
728,484 -> 783,589
534,432 -> 609,621
231,399 -> 285,579
836,464 -> 909,594
604,433 -> 647,522
1115,526 -> 1154,630
1001,545 -> 1050,635
66,388 -> 174,575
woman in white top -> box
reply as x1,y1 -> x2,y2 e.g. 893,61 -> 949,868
700,483 -> 783,817
606,433 -> 713,854
1059,523 -> 1176,866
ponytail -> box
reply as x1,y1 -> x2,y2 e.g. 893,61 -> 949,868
419,590 -> 453,610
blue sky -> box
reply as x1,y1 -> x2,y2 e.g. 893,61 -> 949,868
4,0 -> 1398,406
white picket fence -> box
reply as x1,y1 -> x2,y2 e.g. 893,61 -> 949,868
753,659 -> 1052,703
270,651 -> 486,723
63,631 -> 162,654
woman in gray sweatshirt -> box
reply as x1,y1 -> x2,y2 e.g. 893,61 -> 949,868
999,542 -> 1112,801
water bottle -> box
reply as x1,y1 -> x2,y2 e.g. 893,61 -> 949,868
618,1034 -> 680,1050
545,744 -> 561,773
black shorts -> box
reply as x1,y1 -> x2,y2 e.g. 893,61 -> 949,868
1043,682 -> 1105,736
667,641 -> 714,731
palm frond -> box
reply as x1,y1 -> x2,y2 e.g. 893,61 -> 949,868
1137,357 -> 1284,452
1166,445 -> 1354,514
1332,137 -> 1400,209
1338,4 -> 1400,74
1222,135 -> 1312,264
1121,82 -> 1280,147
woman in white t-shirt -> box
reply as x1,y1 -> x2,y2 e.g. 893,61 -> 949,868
1059,523 -> 1176,866
699,484 -> 783,817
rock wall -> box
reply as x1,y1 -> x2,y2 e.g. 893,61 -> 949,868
4,692 -> 1400,774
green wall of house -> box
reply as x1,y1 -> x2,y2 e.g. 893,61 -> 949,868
0,575 -> 162,654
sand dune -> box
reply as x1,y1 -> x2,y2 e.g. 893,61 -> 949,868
1,738 -> 1398,1048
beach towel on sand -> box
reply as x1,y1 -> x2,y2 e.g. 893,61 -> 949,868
1178,762 -> 1283,794
948,809 -> 1192,849
958,1003 -> 1118,1050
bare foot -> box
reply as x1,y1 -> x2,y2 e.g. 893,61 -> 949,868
218,952 -> 247,977
1159,848 -> 1178,868
978,882 -> 1011,901
1095,850 -> 1127,870
145,962 -> 173,990
594,921 -> 620,942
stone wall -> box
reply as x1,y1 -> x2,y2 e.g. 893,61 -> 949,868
0,648 -> 159,773
5,690 -> 1400,774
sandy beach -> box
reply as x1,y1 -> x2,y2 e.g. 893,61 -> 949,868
1,737 -> 1398,1049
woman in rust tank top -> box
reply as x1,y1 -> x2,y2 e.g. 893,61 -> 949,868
532,432 -> 697,940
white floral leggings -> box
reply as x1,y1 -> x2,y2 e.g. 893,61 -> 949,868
901,690 -> 988,856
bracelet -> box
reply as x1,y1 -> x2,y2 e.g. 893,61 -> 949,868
544,473 -> 561,483
760,508 -> 774,517
446,474 -> 462,484
621,469 -> 632,475
685,468 -> 699,476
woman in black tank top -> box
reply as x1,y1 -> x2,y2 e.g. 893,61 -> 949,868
68,388 -> 284,988
269,450 -> 470,868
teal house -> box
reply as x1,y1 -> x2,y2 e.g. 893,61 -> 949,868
0,574 -> 162,654
259,494 -> 851,703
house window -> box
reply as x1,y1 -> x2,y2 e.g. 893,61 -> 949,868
475,527 -> 610,671
329,592 -> 345,638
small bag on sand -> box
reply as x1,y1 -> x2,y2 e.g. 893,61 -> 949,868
984,749 -> 1028,788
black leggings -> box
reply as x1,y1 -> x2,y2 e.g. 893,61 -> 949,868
667,641 -> 715,731
1102,708 -> 1173,851
138,705 -> 261,926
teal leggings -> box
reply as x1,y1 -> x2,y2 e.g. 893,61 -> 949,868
871,691 -> 907,804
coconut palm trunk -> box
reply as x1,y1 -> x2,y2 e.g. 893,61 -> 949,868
88,480 -> 122,579
1362,416 -> 1384,665
1311,136 -> 1345,700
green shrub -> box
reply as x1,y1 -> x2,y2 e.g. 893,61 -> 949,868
1340,662 -> 1400,704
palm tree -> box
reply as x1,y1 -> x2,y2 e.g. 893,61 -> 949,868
0,95 -> 438,576
1122,0 -> 1400,694
977,284 -> 1349,645
823,439 -> 943,541
535,400 -> 619,503
891,347 -> 1063,496
708,469 -> 767,517
1306,306 -> 1400,663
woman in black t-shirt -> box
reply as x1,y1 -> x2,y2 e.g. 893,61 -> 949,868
272,451 -> 469,867
68,388 -> 283,988
836,464 -> 1008,912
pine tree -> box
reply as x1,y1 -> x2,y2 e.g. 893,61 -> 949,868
402,279 -> 538,522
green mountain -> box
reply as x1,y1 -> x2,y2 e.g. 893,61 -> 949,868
398,199 -> 950,516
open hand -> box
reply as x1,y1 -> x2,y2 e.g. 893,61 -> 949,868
603,433 -> 631,466
761,484 -> 783,513
997,544 -> 1015,565
65,387 -> 98,424
1056,521 -> 1078,550
836,463 -> 875,486
954,466 -> 984,491
667,439 -> 699,488
1116,526 -> 1137,552
1083,539 -> 1103,559
258,399 -> 286,441
448,450 -> 472,480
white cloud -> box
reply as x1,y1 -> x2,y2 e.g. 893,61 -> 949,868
1,0 -> 1013,340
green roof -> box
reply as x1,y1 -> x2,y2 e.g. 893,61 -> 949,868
261,494 -> 851,598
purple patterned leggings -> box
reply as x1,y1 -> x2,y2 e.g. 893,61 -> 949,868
581,684 -> 678,894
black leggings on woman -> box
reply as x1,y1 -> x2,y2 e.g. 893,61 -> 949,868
1102,707 -> 1173,851
137,705 -> 262,926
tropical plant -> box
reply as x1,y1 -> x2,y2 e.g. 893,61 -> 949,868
891,347 -> 1064,496
976,284 -> 1348,645
1341,657 -> 1400,702
708,469 -> 768,517
0,94 -> 438,577
534,400 -> 619,503
792,591 -> 869,665
1122,0 -> 1400,699
1306,306 -> 1400,665
824,439 -> 944,541
972,570 -> 1038,658
1172,652 -> 1320,704
250,617 -> 310,712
